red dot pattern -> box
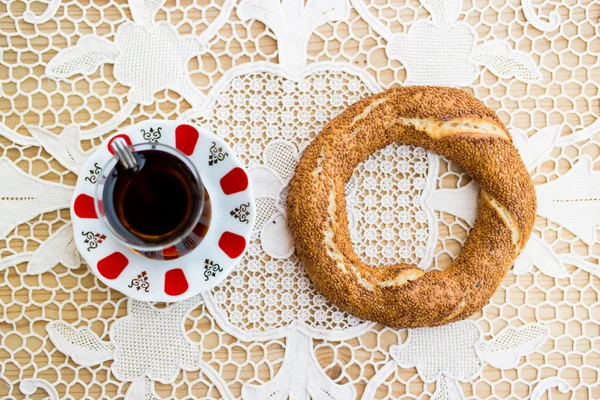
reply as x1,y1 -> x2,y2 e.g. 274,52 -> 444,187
175,124 -> 200,156
220,167 -> 249,195
218,231 -> 247,259
73,194 -> 97,219
97,252 -> 129,280
164,268 -> 189,296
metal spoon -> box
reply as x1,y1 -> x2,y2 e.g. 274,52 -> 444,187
111,137 -> 138,170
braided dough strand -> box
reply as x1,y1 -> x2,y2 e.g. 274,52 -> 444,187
287,86 -> 536,328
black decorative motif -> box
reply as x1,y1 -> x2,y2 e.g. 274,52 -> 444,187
128,271 -> 150,292
82,231 -> 106,251
204,259 -> 222,281
141,127 -> 162,143
208,142 -> 228,166
230,202 -> 251,224
84,162 -> 102,184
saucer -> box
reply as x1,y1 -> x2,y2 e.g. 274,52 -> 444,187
71,120 -> 255,302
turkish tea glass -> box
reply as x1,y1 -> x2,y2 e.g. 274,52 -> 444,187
94,140 -> 211,260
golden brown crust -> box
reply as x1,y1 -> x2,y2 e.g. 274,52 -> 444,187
287,86 -> 537,328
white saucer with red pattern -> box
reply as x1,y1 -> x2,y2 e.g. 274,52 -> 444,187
71,120 -> 255,302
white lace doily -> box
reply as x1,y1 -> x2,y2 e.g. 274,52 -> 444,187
1,0 -> 599,399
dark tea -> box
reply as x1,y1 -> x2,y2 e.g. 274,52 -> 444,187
102,149 -> 203,247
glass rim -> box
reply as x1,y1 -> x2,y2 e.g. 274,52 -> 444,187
94,142 -> 205,251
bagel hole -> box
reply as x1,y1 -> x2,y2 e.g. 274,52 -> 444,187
347,144 -> 450,269
346,144 -> 476,273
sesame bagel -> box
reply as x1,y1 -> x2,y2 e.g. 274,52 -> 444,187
287,86 -> 536,328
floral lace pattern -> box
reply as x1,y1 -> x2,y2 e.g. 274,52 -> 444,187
197,69 -> 377,337
0,0 -> 598,399
346,144 -> 436,268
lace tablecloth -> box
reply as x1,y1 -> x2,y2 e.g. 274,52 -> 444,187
1,0 -> 599,399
